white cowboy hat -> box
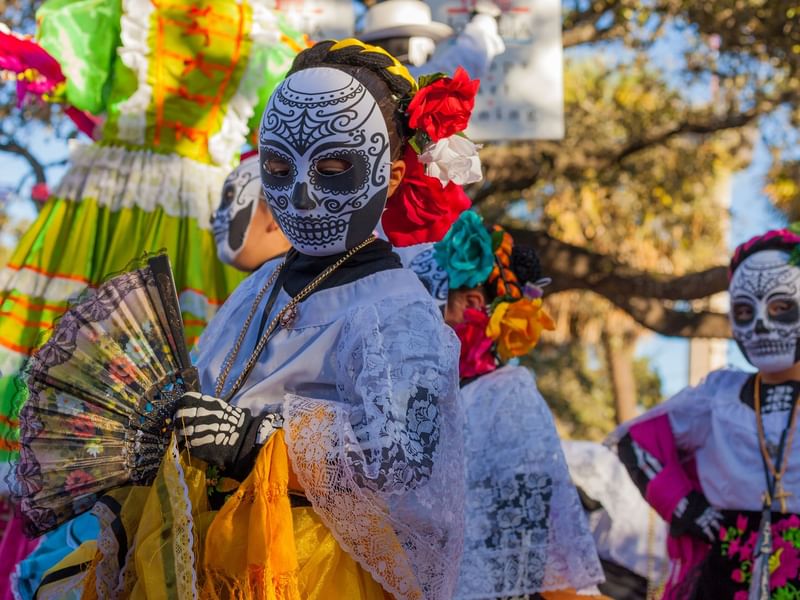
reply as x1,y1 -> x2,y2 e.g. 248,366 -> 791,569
359,0 -> 454,42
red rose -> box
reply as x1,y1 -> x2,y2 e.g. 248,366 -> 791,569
406,67 -> 480,142
382,146 -> 471,247
453,308 -> 496,378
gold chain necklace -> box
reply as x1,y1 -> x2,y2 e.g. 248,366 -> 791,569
754,373 -> 800,512
215,236 -> 377,400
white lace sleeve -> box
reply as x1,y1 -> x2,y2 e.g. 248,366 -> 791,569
283,295 -> 464,600
456,366 -> 604,598
562,440 -> 670,581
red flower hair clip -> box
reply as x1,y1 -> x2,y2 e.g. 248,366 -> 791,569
382,68 -> 483,247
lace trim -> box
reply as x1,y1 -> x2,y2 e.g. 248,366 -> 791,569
283,297 -> 464,600
115,0 -> 155,144
207,3 -> 282,166
284,397 -> 424,600
55,144 -> 227,226
91,500 -> 126,598
163,437 -> 199,599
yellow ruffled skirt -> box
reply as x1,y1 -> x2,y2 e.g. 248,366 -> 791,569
36,431 -> 386,600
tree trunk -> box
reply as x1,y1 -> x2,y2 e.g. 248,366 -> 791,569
602,330 -> 639,424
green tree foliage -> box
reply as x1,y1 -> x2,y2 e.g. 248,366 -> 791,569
524,339 -> 662,440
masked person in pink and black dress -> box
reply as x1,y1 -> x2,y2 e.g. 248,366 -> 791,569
611,228 -> 800,599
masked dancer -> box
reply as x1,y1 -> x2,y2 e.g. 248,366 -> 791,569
33,39 -> 475,600
0,3 -> 306,595
407,211 -> 606,599
612,228 -> 800,598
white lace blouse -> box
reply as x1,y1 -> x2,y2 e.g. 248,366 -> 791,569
455,365 -> 604,598
193,260 -> 465,600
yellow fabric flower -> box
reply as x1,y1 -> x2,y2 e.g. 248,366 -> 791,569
486,298 -> 556,361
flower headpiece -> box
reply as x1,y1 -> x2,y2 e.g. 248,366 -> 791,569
382,67 -> 482,247
413,211 -> 555,378
729,225 -> 800,280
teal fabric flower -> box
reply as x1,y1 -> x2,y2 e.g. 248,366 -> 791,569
434,211 -> 494,289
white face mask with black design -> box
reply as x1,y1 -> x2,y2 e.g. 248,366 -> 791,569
258,67 -> 392,256
729,249 -> 800,373
212,155 -> 262,266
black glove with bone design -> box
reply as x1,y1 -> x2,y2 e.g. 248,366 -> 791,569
670,490 -> 723,545
174,392 -> 283,480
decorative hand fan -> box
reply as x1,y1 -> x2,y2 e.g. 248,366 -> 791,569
15,255 -> 198,537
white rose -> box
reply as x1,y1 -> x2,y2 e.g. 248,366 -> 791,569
419,135 -> 483,187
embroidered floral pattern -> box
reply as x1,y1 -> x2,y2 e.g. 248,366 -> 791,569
719,512 -> 800,598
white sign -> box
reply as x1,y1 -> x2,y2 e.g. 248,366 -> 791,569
268,0 -> 354,40
428,0 -> 564,141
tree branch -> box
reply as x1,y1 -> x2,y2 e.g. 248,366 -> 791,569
475,91 -> 795,204
562,2 -> 628,48
508,227 -> 729,300
613,296 -> 731,338
0,140 -> 46,183
507,227 -> 731,336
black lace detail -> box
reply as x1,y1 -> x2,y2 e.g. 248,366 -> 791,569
349,387 -> 441,493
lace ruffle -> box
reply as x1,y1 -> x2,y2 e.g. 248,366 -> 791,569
284,296 -> 464,600
456,366 -> 604,598
208,3 -> 282,166
55,143 -> 227,227
162,439 -> 199,598
115,0 -> 155,145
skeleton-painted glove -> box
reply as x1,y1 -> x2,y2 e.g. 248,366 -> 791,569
174,392 -> 283,480
670,490 -> 723,545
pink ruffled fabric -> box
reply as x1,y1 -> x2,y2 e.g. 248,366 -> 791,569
0,514 -> 39,600
629,415 -> 709,600
0,30 -> 99,138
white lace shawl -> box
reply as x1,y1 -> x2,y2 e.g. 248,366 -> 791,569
456,366 -> 604,598
562,440 -> 669,581
194,265 -> 465,600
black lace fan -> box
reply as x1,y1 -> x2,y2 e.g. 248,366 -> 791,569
15,255 -> 198,536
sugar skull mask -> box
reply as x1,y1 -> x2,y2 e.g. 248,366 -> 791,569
258,67 -> 392,256
212,154 -> 262,266
729,249 -> 800,373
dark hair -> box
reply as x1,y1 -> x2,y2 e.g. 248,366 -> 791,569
511,245 -> 543,285
287,40 -> 416,159
367,37 -> 412,65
